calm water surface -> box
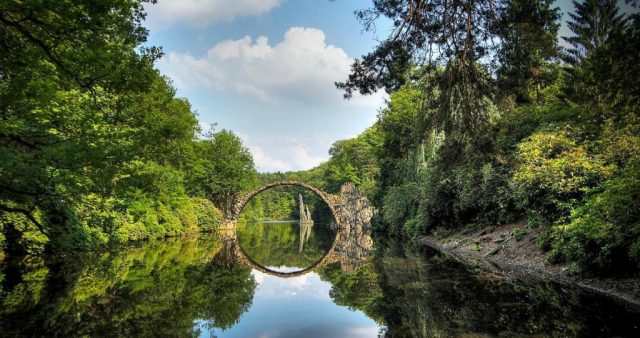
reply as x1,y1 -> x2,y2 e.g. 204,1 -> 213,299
1,221 -> 640,336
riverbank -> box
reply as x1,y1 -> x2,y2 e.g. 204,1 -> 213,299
419,221 -> 640,308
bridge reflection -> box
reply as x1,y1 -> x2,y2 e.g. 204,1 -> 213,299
217,220 -> 373,278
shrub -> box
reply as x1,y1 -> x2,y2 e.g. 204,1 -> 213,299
403,216 -> 424,238
513,228 -> 525,241
382,183 -> 420,233
549,159 -> 640,274
190,198 -> 223,232
513,130 -> 611,228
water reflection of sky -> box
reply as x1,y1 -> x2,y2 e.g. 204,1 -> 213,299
202,268 -> 380,338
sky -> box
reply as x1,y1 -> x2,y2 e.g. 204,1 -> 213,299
142,0 -> 636,173
143,0 -> 390,173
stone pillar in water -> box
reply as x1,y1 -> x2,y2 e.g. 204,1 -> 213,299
298,194 -> 314,253
298,194 -> 313,222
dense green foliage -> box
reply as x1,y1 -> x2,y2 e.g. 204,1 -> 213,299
324,125 -> 383,197
2,0 -> 639,280
311,0 -> 640,276
187,130 -> 256,217
245,177 -> 337,226
0,234 -> 257,336
239,187 -> 301,221
0,0 -> 256,255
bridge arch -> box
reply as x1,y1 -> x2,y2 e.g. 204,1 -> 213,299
232,232 -> 342,278
230,180 -> 340,227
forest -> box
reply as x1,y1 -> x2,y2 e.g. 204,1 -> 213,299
283,0 -> 640,276
0,1 -> 258,256
1,0 -> 639,280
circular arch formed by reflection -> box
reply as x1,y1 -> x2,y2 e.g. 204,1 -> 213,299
230,180 -> 342,278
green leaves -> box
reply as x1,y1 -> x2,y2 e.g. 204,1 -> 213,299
0,1 -> 256,254
324,0 -> 640,277
186,130 -> 257,216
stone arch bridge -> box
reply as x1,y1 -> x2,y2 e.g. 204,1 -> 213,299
228,180 -> 341,225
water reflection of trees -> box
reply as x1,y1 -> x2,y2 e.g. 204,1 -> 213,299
235,185 -> 337,270
0,235 -> 256,337
234,197 -> 375,276
236,220 -> 335,270
320,238 -> 640,337
3,223 -> 639,336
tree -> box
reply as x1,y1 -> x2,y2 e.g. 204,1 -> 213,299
191,130 -> 257,217
0,1 -> 248,254
337,0 -> 506,97
325,125 -> 382,197
592,12 -> 640,113
336,0 -> 520,138
496,0 -> 561,103
563,0 -> 627,63
0,0 -> 158,253
562,0 -> 629,108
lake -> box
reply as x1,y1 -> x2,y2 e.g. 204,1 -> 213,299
1,223 -> 640,337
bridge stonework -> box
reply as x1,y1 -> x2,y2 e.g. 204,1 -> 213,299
228,180 -> 341,226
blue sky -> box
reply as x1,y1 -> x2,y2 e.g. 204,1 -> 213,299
143,0 -> 635,172
143,0 -> 389,172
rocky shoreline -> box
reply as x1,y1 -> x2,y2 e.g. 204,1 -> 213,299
418,222 -> 640,308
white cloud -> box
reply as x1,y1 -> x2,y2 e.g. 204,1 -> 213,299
158,27 -> 384,109
345,326 -> 381,338
252,270 -> 331,300
238,133 -> 291,172
238,133 -> 327,172
156,27 -> 386,173
289,143 -> 325,169
145,0 -> 283,28
248,144 -> 292,172
251,270 -> 265,285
